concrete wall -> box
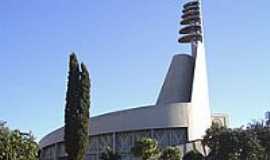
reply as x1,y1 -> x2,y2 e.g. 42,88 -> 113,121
188,42 -> 211,140
157,54 -> 194,105
40,134 -> 211,160
40,128 -> 188,160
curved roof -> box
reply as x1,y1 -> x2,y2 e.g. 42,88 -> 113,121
39,103 -> 192,148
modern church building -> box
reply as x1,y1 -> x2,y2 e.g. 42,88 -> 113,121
39,0 -> 228,159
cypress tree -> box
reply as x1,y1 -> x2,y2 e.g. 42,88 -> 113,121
64,53 -> 90,160
65,53 -> 80,160
76,63 -> 90,160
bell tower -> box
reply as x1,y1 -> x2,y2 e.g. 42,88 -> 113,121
179,0 -> 211,140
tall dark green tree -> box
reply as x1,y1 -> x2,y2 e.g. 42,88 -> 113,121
64,53 -> 91,160
65,53 -> 80,160
76,63 -> 90,160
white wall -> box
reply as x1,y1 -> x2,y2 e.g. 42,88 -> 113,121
157,54 -> 194,105
188,42 -> 212,140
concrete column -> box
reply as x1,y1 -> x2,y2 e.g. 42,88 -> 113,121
54,143 -> 57,160
151,129 -> 154,138
113,132 -> 116,152
97,138 -> 100,158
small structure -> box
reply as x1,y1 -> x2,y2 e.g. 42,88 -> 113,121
265,112 -> 270,126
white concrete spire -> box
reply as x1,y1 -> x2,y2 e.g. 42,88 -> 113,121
158,0 -> 211,140
183,0 -> 211,140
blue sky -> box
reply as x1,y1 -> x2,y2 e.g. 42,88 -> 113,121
1,0 -> 270,140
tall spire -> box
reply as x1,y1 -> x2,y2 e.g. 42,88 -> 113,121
178,0 -> 202,58
179,0 -> 211,140
178,0 -> 202,43
156,0 -> 207,106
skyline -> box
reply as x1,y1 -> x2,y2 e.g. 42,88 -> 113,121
1,0 -> 270,140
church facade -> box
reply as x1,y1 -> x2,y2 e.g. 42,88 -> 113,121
39,0 -> 228,159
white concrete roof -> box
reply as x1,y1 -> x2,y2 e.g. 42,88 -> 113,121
39,103 -> 191,148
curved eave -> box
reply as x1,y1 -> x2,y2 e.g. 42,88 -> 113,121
39,102 -> 192,149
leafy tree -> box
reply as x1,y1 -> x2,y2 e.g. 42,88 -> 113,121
247,121 -> 270,160
238,129 -> 264,160
64,53 -> 91,160
203,123 -> 227,159
100,147 -> 121,160
160,146 -> 181,160
131,137 -> 160,160
0,122 -> 38,160
203,123 -> 264,160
